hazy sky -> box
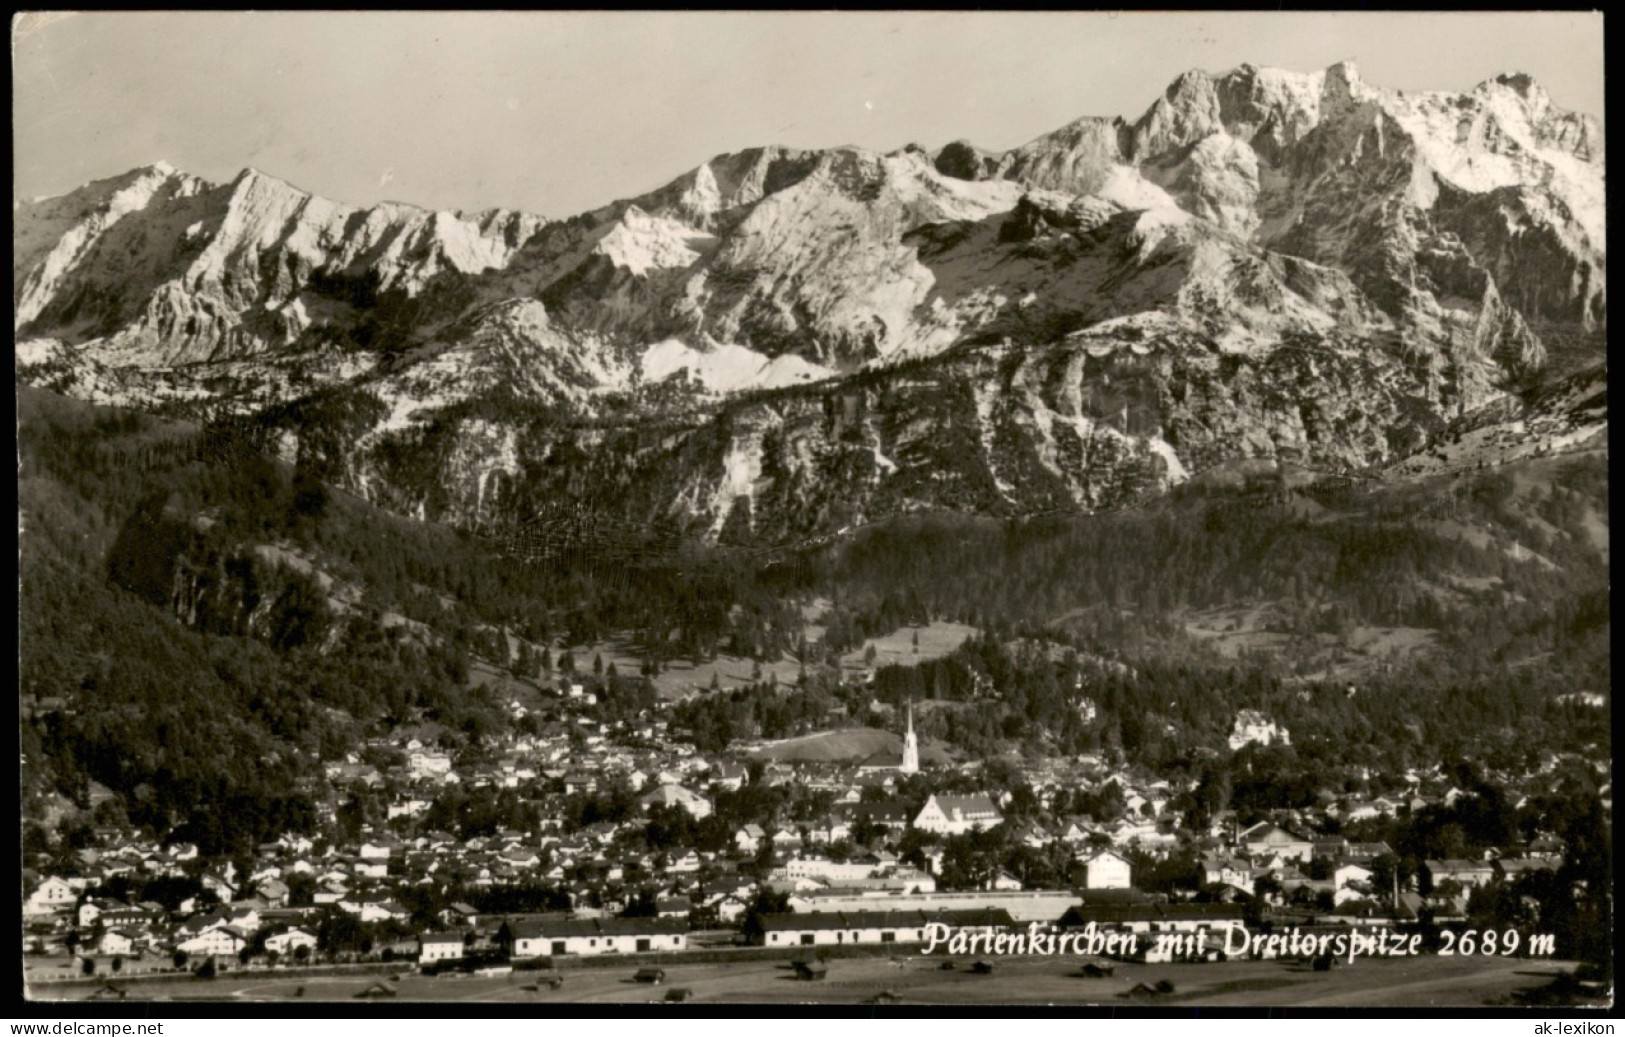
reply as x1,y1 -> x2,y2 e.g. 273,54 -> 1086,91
13,11 -> 1605,217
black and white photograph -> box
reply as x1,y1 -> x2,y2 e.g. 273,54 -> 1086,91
14,10 -> 1610,1013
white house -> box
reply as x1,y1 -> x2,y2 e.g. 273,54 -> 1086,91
178,925 -> 249,958
668,850 -> 703,874
639,784 -> 713,820
407,751 -> 453,781
23,876 -> 76,916
1228,711 -> 1291,751
1333,862 -> 1374,906
97,929 -> 140,956
778,877 -> 830,896
913,794 -> 1003,836
200,872 -> 237,901
340,899 -> 410,923
781,858 -> 878,884
277,834 -> 313,855
1077,848 -> 1134,890
387,799 -> 430,820
499,848 -> 540,870
810,817 -> 852,844
1239,823 -> 1314,862
264,927 -> 318,956
1056,820 -> 1096,845
255,878 -> 290,907
1201,857 -> 1255,893
358,840 -> 396,861
418,932 -> 467,964
892,866 -> 938,894
77,899 -> 109,928
225,905 -> 262,931
1341,801 -> 1384,823
1424,859 -> 1495,891
990,871 -> 1024,892
711,762 -> 749,791
712,893 -> 752,924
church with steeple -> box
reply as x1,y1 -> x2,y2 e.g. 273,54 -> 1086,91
900,700 -> 919,775
854,699 -> 923,776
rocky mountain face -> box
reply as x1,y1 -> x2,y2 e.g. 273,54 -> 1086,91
15,63 -> 1606,543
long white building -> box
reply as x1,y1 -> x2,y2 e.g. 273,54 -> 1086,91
502,917 -> 689,958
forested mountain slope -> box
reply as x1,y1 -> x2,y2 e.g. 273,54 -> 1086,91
19,381 -> 1607,852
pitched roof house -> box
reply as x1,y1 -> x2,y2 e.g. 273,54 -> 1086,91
639,784 -> 713,820
914,794 -> 1003,835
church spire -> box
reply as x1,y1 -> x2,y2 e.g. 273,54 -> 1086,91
901,698 -> 919,774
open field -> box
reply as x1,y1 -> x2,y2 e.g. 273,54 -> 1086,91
555,637 -> 805,700
750,726 -> 956,765
30,953 -> 1579,1007
750,727 -> 898,763
1181,602 -> 1439,682
837,622 -> 978,672
548,618 -> 978,701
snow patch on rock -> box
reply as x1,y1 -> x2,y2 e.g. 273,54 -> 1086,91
1146,436 -> 1189,483
641,338 -> 835,392
1095,165 -> 1183,212
708,431 -> 765,537
594,206 -> 715,276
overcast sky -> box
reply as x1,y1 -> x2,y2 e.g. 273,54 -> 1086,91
12,11 -> 1605,217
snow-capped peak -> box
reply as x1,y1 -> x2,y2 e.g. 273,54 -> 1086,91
14,61 -> 1605,407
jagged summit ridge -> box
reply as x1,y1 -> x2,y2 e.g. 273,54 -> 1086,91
14,62 -> 1606,542
16,61 -> 1603,369
15,162 -> 551,366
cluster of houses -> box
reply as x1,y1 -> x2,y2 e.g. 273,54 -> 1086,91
1195,821 -> 1569,918
20,685 -> 1597,974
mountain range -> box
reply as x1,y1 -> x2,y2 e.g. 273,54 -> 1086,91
14,61 -> 1606,543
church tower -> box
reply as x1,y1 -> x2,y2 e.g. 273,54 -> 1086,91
900,700 -> 920,774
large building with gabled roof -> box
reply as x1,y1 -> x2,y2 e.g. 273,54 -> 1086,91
914,793 -> 1002,835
